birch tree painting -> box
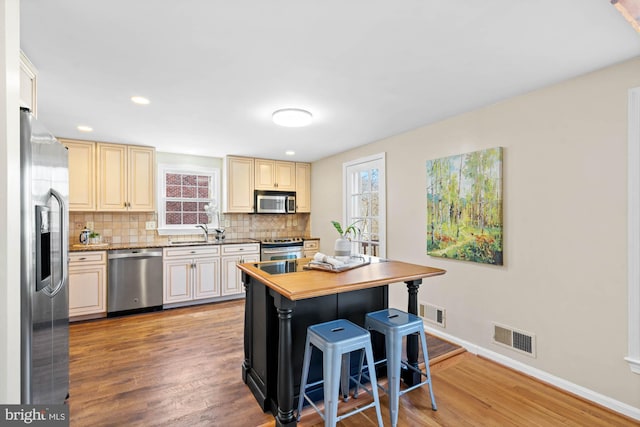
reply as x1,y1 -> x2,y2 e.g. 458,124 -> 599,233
426,147 -> 503,265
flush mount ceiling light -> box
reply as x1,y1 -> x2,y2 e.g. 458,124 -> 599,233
285,150 -> 295,156
611,0 -> 640,33
77,125 -> 93,132
131,96 -> 150,105
272,108 -> 313,127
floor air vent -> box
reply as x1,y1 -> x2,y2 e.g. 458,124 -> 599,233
492,322 -> 536,358
419,302 -> 445,327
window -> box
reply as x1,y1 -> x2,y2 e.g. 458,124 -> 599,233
157,164 -> 220,235
343,153 -> 386,257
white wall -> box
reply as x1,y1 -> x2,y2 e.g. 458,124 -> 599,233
156,152 -> 222,170
0,0 -> 22,403
311,57 -> 640,410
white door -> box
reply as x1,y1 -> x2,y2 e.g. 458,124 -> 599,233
343,153 -> 386,257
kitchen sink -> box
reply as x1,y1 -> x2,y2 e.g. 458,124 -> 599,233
169,240 -> 211,246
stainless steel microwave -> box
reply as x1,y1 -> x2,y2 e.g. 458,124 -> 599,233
255,191 -> 296,214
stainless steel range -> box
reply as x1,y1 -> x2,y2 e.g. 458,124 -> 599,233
260,237 -> 304,261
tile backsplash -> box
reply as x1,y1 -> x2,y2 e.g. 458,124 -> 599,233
69,212 -> 311,246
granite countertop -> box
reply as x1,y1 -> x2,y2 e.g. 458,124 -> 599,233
69,238 -> 261,252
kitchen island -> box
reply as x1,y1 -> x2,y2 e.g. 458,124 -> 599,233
238,257 -> 446,427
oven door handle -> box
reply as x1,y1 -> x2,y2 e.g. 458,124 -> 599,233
262,248 -> 301,254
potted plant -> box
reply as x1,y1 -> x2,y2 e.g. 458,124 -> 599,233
331,220 -> 361,258
89,231 -> 101,245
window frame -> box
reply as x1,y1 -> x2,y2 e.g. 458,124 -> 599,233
342,153 -> 386,258
627,86 -> 640,374
156,163 -> 220,235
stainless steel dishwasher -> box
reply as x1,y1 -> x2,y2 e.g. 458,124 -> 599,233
107,248 -> 163,315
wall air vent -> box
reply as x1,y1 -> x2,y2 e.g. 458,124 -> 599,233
492,322 -> 536,358
419,302 -> 445,327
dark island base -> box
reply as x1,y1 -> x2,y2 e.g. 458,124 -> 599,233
242,274 -> 388,416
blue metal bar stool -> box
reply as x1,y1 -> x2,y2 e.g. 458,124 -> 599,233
297,319 -> 384,427
362,308 -> 437,427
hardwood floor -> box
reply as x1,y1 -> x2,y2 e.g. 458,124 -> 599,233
291,353 -> 639,427
69,300 -> 637,427
69,300 -> 274,427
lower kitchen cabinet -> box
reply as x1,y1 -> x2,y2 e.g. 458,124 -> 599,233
303,238 -> 319,258
163,246 -> 220,304
163,242 -> 259,307
221,243 -> 260,295
69,251 -> 107,320
221,253 -> 259,295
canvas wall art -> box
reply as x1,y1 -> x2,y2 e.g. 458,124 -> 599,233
426,147 -> 503,265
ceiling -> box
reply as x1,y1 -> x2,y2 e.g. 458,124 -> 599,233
20,1 -> 640,162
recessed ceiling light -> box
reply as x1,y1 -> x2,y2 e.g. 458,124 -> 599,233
272,108 -> 313,127
131,96 -> 150,105
285,150 -> 295,156
77,125 -> 93,132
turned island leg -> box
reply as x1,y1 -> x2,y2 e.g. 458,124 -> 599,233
271,292 -> 297,427
402,279 -> 422,386
242,272 -> 252,383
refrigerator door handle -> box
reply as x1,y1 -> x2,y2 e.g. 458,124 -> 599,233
44,188 -> 67,298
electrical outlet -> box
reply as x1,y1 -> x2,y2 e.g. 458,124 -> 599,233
86,221 -> 94,230
145,221 -> 156,230
225,220 -> 230,227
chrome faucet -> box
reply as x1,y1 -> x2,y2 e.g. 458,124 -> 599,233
196,224 -> 209,242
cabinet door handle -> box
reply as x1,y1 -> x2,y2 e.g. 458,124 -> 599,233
79,257 -> 86,261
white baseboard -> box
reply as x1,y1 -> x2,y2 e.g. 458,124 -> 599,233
424,325 -> 640,421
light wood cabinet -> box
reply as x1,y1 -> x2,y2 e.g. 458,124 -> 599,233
163,246 -> 220,304
295,163 -> 311,213
220,243 -> 260,296
128,146 -> 155,210
60,139 -> 96,211
163,243 -> 257,305
19,51 -> 37,116
303,239 -> 319,258
97,143 -> 155,211
163,259 -> 192,303
223,156 -> 254,213
255,159 -> 296,191
223,156 -> 311,213
69,251 -> 106,320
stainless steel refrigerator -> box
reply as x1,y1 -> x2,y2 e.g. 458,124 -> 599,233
20,107 -> 69,404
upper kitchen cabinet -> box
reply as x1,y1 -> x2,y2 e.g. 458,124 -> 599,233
223,156 -> 254,213
254,159 -> 296,191
19,51 -> 38,116
97,143 -> 155,211
295,162 -> 311,213
60,139 -> 96,211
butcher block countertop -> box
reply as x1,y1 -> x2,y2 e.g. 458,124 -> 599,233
237,257 -> 446,301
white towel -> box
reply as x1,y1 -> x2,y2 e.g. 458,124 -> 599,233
313,252 -> 345,267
